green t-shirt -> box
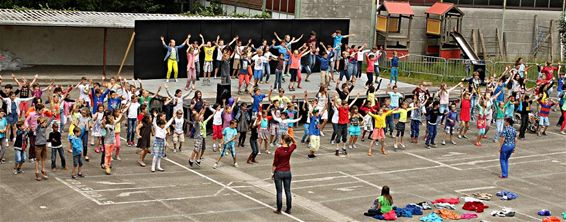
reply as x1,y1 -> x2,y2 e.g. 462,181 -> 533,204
495,104 -> 505,119
378,196 -> 392,213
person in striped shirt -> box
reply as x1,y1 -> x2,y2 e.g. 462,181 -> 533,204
538,98 -> 557,136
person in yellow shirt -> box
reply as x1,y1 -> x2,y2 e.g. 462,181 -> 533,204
367,107 -> 396,156
392,102 -> 416,150
200,34 -> 220,85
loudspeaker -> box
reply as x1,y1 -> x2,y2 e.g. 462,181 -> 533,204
216,84 -> 231,105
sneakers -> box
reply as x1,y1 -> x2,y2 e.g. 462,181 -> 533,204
457,135 -> 462,139
105,167 -> 111,175
138,160 -> 146,167
353,144 -> 357,149
188,160 -> 194,167
342,148 -> 347,155
213,163 -> 218,169
335,150 -> 339,156
441,140 -> 446,145
195,160 -> 201,167
425,144 -> 431,149
157,167 -> 165,172
393,144 -> 398,149
451,140 -> 456,145
400,143 -> 406,148
330,141 -> 335,145
233,163 -> 239,167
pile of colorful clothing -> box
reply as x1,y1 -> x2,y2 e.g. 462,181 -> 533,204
462,201 -> 489,213
496,190 -> 518,200
490,207 -> 516,217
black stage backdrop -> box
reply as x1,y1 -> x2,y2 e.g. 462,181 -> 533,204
134,19 -> 350,79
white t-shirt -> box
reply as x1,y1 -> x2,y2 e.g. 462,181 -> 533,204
264,52 -> 273,63
78,84 -> 90,102
252,55 -> 265,70
216,45 -> 227,60
127,102 -> 141,119
173,97 -> 184,114
357,50 -> 370,61
211,108 -> 224,125
173,117 -> 184,134
331,107 -> 339,124
233,46 -> 245,59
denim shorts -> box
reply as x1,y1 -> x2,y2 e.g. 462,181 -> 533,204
14,149 -> 26,163
73,155 -> 83,167
539,116 -> 550,126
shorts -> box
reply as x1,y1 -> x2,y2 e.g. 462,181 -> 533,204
7,112 -> 18,125
348,125 -> 361,136
259,128 -> 270,140
539,116 -> 550,126
363,122 -> 373,131
253,69 -> 263,80
193,137 -> 204,152
214,60 -> 221,69
173,132 -> 185,143
334,49 -> 341,60
73,155 -> 83,167
372,128 -> 385,140
444,125 -> 455,135
232,59 -> 240,70
14,149 -> 26,164
220,142 -> 236,158
203,61 -> 213,72
238,73 -> 250,85
477,128 -> 486,135
270,124 -> 279,136
396,122 -> 406,132
34,145 -> 47,161
212,125 -> 223,140
309,135 -> 320,152
289,69 -> 298,82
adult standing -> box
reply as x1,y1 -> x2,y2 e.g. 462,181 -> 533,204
272,134 -> 296,215
160,35 -> 188,83
499,118 -> 517,178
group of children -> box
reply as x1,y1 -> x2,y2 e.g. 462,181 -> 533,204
1,27 -> 564,181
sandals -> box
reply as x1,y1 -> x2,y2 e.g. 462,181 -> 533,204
41,170 -> 48,179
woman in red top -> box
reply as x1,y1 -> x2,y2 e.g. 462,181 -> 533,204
286,47 -> 310,91
272,134 -> 296,214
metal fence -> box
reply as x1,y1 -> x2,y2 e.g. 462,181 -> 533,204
377,54 -> 545,83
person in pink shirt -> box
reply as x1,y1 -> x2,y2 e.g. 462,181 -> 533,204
365,52 -> 380,87
286,47 -> 310,91
185,43 -> 201,90
25,103 -> 47,162
540,61 -> 559,81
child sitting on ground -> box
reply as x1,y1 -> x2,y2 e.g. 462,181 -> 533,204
364,186 -> 394,216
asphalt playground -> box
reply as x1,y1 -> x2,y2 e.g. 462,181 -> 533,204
0,76 -> 565,222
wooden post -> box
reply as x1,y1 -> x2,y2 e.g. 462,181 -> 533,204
472,29 -> 478,54
103,28 -> 107,78
479,29 -> 486,59
117,32 -> 135,77
407,16 -> 412,50
502,31 -> 508,59
495,28 -> 503,58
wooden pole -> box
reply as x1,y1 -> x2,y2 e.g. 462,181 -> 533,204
549,20 -> 555,61
117,32 -> 135,77
103,28 -> 107,78
532,15 -> 538,57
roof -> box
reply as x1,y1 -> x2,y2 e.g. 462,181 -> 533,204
0,9 -> 235,28
378,1 -> 414,16
425,2 -> 464,16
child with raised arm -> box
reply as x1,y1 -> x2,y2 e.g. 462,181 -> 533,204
189,104 -> 214,167
213,120 -> 239,169
200,34 -> 219,85
150,112 -> 174,172
13,121 -> 27,175
368,107 -> 395,156
392,102 -> 416,150
442,104 -> 459,145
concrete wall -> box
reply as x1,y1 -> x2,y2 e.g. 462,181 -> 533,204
0,26 -> 134,66
409,6 -> 561,59
298,0 -> 561,60
299,0 -> 373,46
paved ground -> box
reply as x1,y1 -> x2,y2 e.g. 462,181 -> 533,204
133,73 -> 416,100
1,107 -> 565,222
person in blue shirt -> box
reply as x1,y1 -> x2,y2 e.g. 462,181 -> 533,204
160,35 -> 189,82
107,91 -> 122,112
250,88 -> 266,116
91,83 -> 110,114
308,108 -> 323,159
68,127 -> 84,179
389,51 -> 409,86
213,120 -> 239,169
317,43 -> 338,87
0,109 -> 7,163
331,30 -> 354,77
271,40 -> 291,77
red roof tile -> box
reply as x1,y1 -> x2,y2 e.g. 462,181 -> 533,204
381,1 -> 414,16
426,2 -> 455,15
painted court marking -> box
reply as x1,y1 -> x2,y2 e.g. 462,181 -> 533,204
163,158 -> 306,222
404,152 -> 463,171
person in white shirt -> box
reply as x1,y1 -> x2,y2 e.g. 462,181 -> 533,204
357,48 -> 371,78
76,77 -> 91,106
165,86 -> 193,115
125,96 -> 141,146
151,113 -> 175,172
252,50 -> 267,87
172,110 -> 185,152
214,36 -> 238,79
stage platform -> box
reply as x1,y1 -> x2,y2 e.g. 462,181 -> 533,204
132,73 -> 424,102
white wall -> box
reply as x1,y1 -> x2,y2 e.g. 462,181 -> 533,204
0,25 -> 134,66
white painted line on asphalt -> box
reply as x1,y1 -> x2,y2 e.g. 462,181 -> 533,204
96,181 -> 135,185
54,176 -> 104,206
103,194 -> 218,205
163,158 -> 306,222
95,184 -> 177,192
293,181 -> 361,190
292,175 -> 348,183
338,171 -> 382,189
465,158 -> 552,170
117,191 -> 146,197
454,186 -> 496,193
404,152 -> 463,171
353,165 -> 443,177
451,151 -> 566,166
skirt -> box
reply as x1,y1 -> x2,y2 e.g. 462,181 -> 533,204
151,138 -> 166,158
259,128 -> 270,140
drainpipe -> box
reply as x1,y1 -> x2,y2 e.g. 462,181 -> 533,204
295,0 -> 302,18
370,0 -> 377,46
501,0 -> 507,39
